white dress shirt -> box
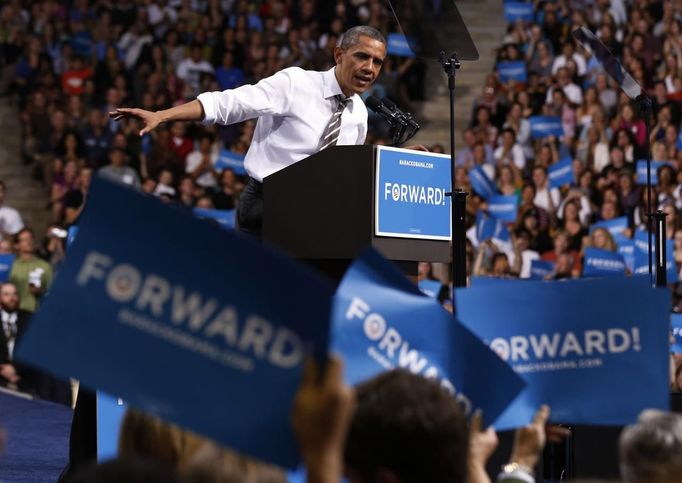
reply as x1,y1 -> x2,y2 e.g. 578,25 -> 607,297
197,67 -> 367,182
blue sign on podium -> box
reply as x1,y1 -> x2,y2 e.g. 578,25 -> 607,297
375,146 -> 451,240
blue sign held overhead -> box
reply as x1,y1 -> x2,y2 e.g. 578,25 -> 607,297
332,248 -> 525,425
418,279 -> 442,299
15,176 -> 335,469
0,253 -> 15,282
193,208 -> 236,230
671,314 -> 682,354
504,2 -> 534,22
97,393 -> 127,461
487,195 -> 518,224
529,259 -> 554,280
617,239 -> 635,272
476,211 -> 510,243
386,33 -> 417,58
215,149 -> 246,176
548,157 -> 575,189
633,230 -> 678,283
591,216 -> 628,239
469,165 -> 499,200
497,61 -> 527,83
375,146 -> 451,241
635,160 -> 668,185
583,247 -> 627,278
529,116 -> 564,139
456,277 -> 671,429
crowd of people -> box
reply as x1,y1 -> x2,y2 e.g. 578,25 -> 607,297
2,0 -> 682,482
455,0 -> 682,294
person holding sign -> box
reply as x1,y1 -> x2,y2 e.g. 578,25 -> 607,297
110,26 -> 388,237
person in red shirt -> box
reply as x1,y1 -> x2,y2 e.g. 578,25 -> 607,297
167,121 -> 193,162
542,229 -> 581,277
61,56 -> 93,96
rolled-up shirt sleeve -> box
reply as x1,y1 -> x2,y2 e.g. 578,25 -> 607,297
197,67 -> 297,126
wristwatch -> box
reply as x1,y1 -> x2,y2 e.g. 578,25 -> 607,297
501,461 -> 533,476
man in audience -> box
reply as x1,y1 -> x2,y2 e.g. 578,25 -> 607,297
619,410 -> 682,483
9,228 -> 53,313
0,282 -> 30,391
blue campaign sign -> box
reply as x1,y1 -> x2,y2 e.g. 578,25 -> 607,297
635,160 -> 667,185
548,157 -> 575,189
504,2 -> 534,22
469,165 -> 499,200
529,116 -> 564,139
672,314 -> 682,354
215,149 -> 246,176
591,216 -> 628,238
418,279 -> 442,299
618,239 -> 635,272
456,277 -> 671,429
476,211 -> 510,243
332,249 -> 525,425
633,230 -> 678,283
97,392 -> 127,461
583,247 -> 626,278
386,33 -> 417,57
15,176 -> 335,469
497,61 -> 527,83
193,208 -> 236,230
375,146 -> 451,240
487,195 -> 518,223
529,259 -> 554,280
0,254 -> 15,282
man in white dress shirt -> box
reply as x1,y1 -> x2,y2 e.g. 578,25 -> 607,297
111,26 -> 387,236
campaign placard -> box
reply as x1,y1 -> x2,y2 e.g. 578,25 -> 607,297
487,195 -> 518,223
583,247 -> 626,277
15,176 -> 334,468
193,208 -> 236,230
456,277 -> 671,429
215,149 -> 246,176
591,216 -> 628,238
476,211 -> 510,243
635,160 -> 668,185
418,279 -> 442,299
0,254 -> 15,282
504,2 -> 534,22
332,249 -> 525,425
548,157 -> 575,189
529,116 -> 564,139
469,166 -> 498,200
672,314 -> 682,354
497,61 -> 527,83
529,259 -> 554,280
386,33 -> 417,57
633,230 -> 678,283
375,146 -> 451,240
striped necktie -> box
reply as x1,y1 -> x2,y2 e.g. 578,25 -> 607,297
319,95 -> 350,151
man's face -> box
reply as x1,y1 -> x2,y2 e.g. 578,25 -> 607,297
0,284 -> 18,312
16,231 -> 34,254
334,35 -> 386,96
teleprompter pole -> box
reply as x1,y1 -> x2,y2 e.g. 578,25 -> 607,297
654,210 -> 668,287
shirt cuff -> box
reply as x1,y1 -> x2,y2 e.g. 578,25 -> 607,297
196,92 -> 216,126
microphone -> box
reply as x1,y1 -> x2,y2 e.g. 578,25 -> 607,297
365,96 -> 406,126
382,97 -> 421,131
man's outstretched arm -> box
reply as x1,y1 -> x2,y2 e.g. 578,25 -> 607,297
109,100 -> 206,136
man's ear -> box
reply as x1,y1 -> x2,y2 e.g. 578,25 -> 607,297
334,46 -> 344,65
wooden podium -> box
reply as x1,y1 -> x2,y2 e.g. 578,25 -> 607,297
262,145 -> 450,282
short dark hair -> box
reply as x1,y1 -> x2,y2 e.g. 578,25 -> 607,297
338,26 -> 386,50
344,370 -> 469,483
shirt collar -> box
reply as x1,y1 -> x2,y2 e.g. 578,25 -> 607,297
324,67 -> 356,112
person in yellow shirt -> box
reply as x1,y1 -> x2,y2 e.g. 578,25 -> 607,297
9,228 -> 53,313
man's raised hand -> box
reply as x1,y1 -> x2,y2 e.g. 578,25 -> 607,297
108,108 -> 163,136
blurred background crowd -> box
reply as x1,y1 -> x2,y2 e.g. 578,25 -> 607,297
0,0 -> 682,393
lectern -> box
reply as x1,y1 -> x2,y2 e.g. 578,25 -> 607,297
263,144 -> 451,282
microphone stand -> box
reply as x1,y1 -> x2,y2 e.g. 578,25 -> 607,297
636,93 -> 655,282
439,51 -> 468,290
